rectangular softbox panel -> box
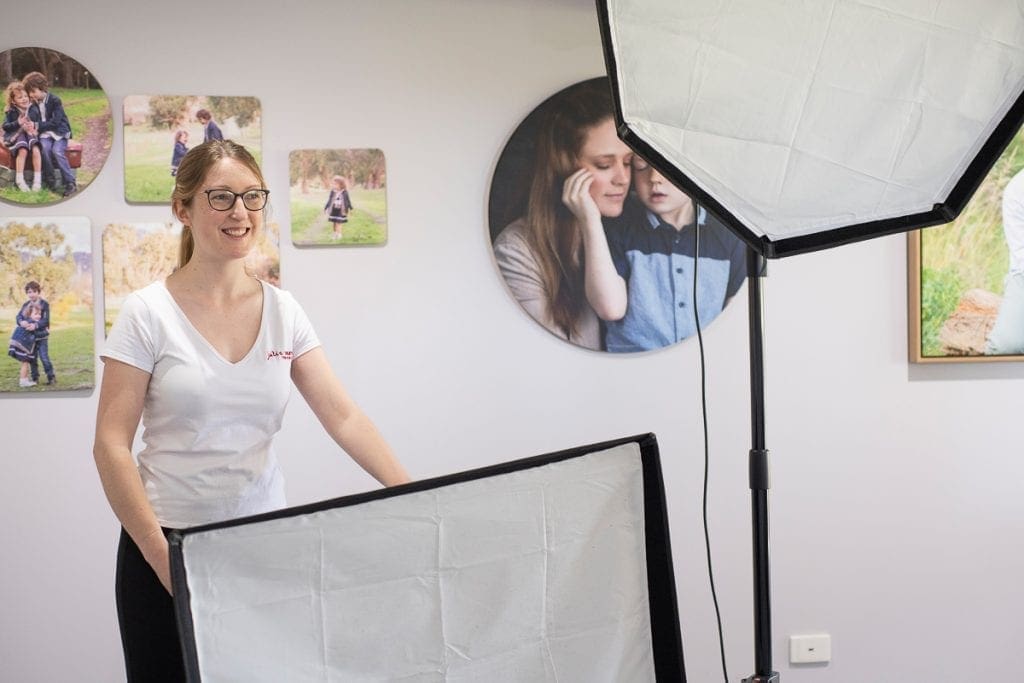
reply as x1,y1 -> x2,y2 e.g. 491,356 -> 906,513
169,434 -> 684,682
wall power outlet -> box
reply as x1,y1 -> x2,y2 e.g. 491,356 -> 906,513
789,634 -> 831,664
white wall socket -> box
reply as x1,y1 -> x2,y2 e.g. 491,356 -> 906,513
789,634 -> 831,664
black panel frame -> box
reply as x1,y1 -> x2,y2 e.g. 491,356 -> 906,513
169,433 -> 685,682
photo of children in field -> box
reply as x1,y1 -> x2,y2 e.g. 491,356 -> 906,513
0,48 -> 113,206
289,148 -> 388,246
916,126 -> 1024,361
103,221 -> 281,333
1,217 -> 94,392
123,95 -> 261,203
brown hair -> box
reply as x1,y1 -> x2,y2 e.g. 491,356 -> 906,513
172,140 -> 266,268
195,108 -> 211,122
5,82 -> 27,110
22,71 -> 48,93
525,80 -> 616,338
24,281 -> 41,292
174,128 -> 188,143
331,175 -> 348,189
21,301 -> 43,318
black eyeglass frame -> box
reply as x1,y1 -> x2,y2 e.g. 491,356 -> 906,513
203,188 -> 270,212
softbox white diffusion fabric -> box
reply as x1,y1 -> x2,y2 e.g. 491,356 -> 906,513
598,0 -> 1024,256
169,434 -> 684,682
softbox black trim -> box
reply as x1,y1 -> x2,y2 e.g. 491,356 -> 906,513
169,433 -> 685,682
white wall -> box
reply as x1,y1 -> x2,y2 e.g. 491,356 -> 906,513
3,2 -> 1024,681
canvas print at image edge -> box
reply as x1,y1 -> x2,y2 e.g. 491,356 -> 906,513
1,216 -> 94,391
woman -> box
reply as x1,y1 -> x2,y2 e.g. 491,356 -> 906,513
93,140 -> 410,681
492,79 -> 634,350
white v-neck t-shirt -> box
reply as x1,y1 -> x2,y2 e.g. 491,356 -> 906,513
101,279 -> 321,528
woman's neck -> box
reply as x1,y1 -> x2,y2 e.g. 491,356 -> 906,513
169,258 -> 256,300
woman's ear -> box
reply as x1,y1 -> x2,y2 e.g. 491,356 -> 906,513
172,198 -> 190,225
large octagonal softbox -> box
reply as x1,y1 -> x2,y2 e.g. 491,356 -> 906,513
597,0 -> 1024,257
169,434 -> 684,682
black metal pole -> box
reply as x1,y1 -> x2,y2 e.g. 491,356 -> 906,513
743,248 -> 779,683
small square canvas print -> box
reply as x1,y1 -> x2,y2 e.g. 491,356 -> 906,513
1,216 -> 94,392
289,149 -> 387,246
123,95 -> 262,203
103,221 -> 280,334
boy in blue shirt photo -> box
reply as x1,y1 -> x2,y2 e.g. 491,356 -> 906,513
571,156 -> 746,352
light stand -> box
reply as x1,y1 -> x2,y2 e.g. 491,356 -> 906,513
744,249 -> 778,683
596,4 -> 1024,680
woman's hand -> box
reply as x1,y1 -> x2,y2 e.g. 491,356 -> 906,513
561,168 -> 602,227
138,528 -> 173,595
566,169 -> 630,321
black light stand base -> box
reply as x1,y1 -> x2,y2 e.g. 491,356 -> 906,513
742,674 -> 780,683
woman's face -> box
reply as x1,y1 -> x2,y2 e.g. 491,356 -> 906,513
576,118 -> 633,217
176,158 -> 264,264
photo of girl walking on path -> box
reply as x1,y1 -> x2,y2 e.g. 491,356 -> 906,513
290,148 -> 388,246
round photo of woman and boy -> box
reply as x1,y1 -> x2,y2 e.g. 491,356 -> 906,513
0,47 -> 113,205
488,77 -> 747,354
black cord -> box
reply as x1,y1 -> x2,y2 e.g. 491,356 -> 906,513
692,217 -> 730,683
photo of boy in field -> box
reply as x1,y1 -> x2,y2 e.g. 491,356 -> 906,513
123,95 -> 261,203
0,217 -> 94,392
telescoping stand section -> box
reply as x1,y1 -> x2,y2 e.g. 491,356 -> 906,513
169,434 -> 685,682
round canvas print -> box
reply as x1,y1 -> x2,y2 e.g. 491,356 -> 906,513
0,47 -> 113,205
488,77 -> 746,354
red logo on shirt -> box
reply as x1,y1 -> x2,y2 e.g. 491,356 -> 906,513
267,350 -> 294,360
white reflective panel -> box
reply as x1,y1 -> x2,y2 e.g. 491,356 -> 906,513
607,0 -> 1024,240
180,443 -> 657,682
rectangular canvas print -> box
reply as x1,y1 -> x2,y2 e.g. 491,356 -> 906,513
1,217 -> 94,391
909,126 -> 1024,363
289,148 -> 387,246
170,435 -> 684,682
103,221 -> 280,334
123,95 -> 262,203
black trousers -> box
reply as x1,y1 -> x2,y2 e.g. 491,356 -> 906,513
115,528 -> 185,682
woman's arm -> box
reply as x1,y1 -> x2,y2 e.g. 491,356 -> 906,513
562,169 -> 628,320
93,359 -> 172,592
291,347 -> 410,487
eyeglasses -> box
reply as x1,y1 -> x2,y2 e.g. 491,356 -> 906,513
204,188 -> 270,211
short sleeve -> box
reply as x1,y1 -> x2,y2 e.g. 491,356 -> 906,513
101,293 -> 157,373
289,294 -> 321,359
